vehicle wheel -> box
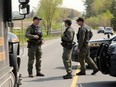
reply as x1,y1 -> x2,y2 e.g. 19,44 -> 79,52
10,72 -> 15,87
99,44 -> 109,74
9,55 -> 18,87
109,54 -> 116,77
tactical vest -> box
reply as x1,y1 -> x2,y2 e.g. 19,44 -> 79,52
28,25 -> 42,45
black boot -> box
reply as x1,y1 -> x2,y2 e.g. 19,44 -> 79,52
36,72 -> 44,76
29,74 -> 34,78
91,70 -> 98,75
63,74 -> 72,79
76,72 -> 86,75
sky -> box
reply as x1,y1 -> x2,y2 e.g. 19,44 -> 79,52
12,0 -> 85,12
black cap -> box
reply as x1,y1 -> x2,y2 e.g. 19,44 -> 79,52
76,17 -> 84,22
33,17 -> 42,21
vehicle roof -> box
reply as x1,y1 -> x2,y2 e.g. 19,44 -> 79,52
105,27 -> 113,29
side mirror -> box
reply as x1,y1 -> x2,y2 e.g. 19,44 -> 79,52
19,0 -> 29,4
19,4 -> 30,15
12,0 -> 30,20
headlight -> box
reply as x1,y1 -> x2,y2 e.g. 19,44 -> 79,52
9,43 -> 13,53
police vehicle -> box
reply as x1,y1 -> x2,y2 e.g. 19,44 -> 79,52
72,34 -> 116,62
72,34 -> 116,77
96,42 -> 116,77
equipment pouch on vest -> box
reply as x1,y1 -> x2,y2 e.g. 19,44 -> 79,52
61,41 -> 76,49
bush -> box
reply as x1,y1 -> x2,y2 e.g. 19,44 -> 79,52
111,17 -> 116,31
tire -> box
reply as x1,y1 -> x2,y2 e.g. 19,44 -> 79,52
9,55 -> 18,87
99,44 -> 109,74
9,72 -> 15,87
109,54 -> 116,77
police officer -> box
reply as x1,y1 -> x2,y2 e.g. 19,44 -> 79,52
61,19 -> 75,79
76,17 -> 98,75
25,17 -> 44,77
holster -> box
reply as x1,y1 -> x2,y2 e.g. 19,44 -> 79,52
61,41 -> 75,49
27,39 -> 42,48
27,41 -> 32,48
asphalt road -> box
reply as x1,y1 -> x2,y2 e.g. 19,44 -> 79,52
19,26 -> 116,87
20,38 -> 75,87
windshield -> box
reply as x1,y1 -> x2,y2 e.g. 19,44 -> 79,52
106,28 -> 112,30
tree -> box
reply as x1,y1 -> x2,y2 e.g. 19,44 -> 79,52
85,16 -> 99,29
92,0 -> 112,15
84,0 -> 94,18
84,0 -> 113,17
98,10 -> 113,27
110,0 -> 116,30
85,10 -> 113,29
84,0 -> 116,30
38,0 -> 62,35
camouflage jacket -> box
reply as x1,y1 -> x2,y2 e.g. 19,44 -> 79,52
77,26 -> 87,50
61,27 -> 75,43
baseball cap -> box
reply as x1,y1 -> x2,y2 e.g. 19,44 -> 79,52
76,17 -> 84,22
33,17 -> 42,21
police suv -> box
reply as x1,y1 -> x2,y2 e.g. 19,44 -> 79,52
72,34 -> 116,77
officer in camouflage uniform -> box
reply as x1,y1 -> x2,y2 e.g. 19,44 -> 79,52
61,20 -> 75,79
25,17 -> 44,77
76,17 -> 98,75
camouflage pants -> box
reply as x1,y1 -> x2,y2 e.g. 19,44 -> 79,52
78,46 -> 98,73
27,45 -> 42,75
62,47 -> 72,74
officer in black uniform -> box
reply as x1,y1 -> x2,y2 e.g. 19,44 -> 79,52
25,17 -> 44,77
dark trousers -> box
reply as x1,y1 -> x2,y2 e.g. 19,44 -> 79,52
27,45 -> 42,75
62,47 -> 72,74
78,46 -> 98,73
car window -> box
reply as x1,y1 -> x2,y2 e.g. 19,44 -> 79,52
107,28 -> 111,30
105,27 -> 113,30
